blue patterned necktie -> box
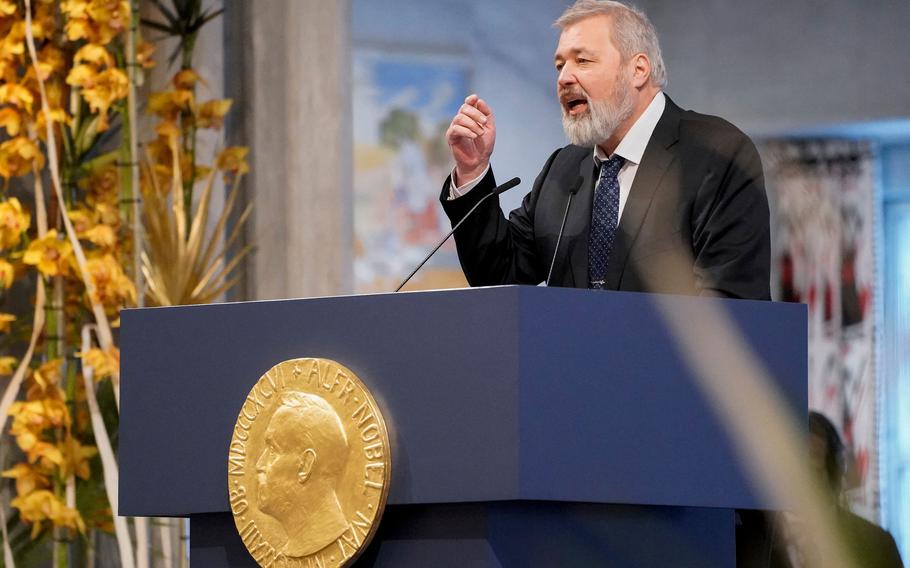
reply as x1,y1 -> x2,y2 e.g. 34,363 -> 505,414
588,155 -> 625,289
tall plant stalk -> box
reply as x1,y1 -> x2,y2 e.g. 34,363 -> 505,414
142,0 -> 224,234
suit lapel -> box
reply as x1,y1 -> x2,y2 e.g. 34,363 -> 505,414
566,153 -> 597,287
604,99 -> 681,290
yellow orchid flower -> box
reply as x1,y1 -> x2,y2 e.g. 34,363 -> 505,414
28,441 -> 64,469
0,59 -> 16,85
63,0 -> 130,45
73,43 -> 114,67
216,146 -> 250,176
58,437 -> 98,480
2,463 -> 51,497
9,400 -> 51,431
32,358 -> 63,392
0,312 -> 14,333
43,80 -> 67,115
86,0 -> 130,37
9,401 -> 70,453
93,202 -> 120,226
60,0 -> 89,19
63,17 -> 92,42
10,489 -> 86,538
80,346 -> 119,380
148,89 -> 194,120
38,44 -> 66,76
85,254 -> 136,310
23,230 -> 74,277
0,83 -> 34,113
30,2 -> 59,41
0,197 -> 30,248
0,136 -> 46,179
136,40 -> 156,69
81,164 -> 120,207
0,20 -> 24,60
80,68 -> 129,131
11,430 -> 37,456
67,208 -> 93,233
82,224 -> 116,248
36,107 -> 70,135
0,107 -> 21,136
0,258 -> 14,288
66,64 -> 98,88
0,356 -> 16,375
32,0 -> 57,40
196,99 -> 233,130
173,68 -> 202,90
0,0 -> 17,16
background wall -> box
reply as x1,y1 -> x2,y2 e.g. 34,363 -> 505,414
353,0 -> 567,214
638,0 -> 910,138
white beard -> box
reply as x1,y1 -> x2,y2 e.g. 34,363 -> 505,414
561,74 -> 635,148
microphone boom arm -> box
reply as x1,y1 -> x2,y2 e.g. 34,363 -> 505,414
395,177 -> 521,292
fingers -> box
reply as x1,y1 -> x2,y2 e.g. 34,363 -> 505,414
447,94 -> 494,142
452,113 -> 484,137
447,123 -> 480,141
473,97 -> 494,119
459,102 -> 488,126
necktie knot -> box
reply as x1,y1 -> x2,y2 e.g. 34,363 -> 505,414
600,155 -> 625,177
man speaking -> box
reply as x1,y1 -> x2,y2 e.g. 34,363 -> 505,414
440,0 -> 770,300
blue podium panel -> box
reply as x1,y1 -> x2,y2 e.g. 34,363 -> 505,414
120,289 -> 523,516
517,291 -> 807,509
120,286 -> 806,518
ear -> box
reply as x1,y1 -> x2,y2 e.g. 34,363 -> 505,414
297,449 -> 316,484
630,53 -> 651,89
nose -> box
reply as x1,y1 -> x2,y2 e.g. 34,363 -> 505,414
255,449 -> 267,473
557,64 -> 576,90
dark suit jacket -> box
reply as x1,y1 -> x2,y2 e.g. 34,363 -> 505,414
439,97 -> 771,300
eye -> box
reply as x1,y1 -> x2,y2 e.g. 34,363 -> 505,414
555,62 -> 564,72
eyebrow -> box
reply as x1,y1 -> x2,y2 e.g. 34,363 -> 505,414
554,47 -> 593,63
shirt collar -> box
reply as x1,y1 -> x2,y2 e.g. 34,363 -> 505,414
594,91 -> 666,166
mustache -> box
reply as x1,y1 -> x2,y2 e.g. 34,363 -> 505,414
559,87 -> 589,104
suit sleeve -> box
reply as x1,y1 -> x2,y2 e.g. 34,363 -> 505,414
691,134 -> 771,300
439,149 -> 562,286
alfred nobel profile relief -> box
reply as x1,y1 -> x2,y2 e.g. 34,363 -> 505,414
255,391 -> 350,558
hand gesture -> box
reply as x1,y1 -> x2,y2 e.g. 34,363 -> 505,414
446,94 -> 496,185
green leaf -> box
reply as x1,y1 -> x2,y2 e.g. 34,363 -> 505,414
140,18 -> 177,35
198,8 -> 224,28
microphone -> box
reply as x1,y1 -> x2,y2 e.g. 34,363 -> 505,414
395,177 -> 521,292
545,176 -> 584,286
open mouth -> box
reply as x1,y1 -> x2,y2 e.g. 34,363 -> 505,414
564,96 -> 589,116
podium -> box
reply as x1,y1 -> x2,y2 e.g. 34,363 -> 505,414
120,286 -> 806,567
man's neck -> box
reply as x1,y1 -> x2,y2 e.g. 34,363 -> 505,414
597,87 -> 660,156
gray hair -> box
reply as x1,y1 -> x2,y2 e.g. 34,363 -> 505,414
554,0 -> 667,89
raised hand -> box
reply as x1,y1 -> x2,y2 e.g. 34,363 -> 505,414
446,94 -> 496,185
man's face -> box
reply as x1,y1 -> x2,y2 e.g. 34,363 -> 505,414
255,409 -> 299,515
554,15 -> 635,146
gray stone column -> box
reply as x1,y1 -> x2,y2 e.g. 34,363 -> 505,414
226,0 -> 353,300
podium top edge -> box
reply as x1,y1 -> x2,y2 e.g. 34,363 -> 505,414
120,285 -> 805,314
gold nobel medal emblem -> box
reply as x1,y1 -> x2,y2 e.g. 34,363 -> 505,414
228,358 -> 391,567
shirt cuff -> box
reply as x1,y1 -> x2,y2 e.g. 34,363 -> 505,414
446,164 -> 491,200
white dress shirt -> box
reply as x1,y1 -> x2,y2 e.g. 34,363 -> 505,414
448,91 -> 666,222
